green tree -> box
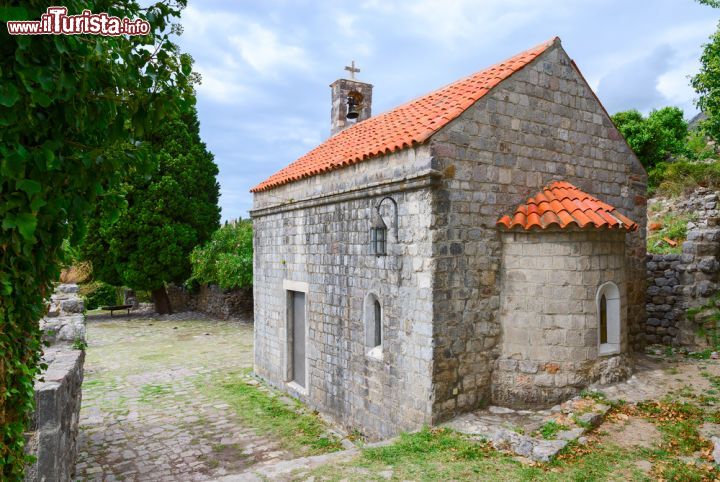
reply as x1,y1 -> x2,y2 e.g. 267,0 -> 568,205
190,220 -> 253,290
611,107 -> 688,169
82,109 -> 221,313
0,1 -> 193,477
692,19 -> 720,141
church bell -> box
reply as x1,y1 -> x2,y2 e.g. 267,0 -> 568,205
346,95 -> 360,119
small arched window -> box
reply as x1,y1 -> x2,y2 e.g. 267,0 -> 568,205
373,299 -> 382,347
596,282 -> 620,355
364,293 -> 383,359
600,294 -> 608,344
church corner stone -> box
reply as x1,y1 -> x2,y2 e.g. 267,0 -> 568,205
251,40 -> 647,440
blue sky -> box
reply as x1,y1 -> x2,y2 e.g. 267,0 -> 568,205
174,0 -> 718,221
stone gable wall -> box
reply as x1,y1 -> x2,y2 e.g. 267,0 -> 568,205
427,42 -> 647,421
492,229 -> 631,408
252,147 -> 438,439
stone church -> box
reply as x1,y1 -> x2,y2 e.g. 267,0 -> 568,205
250,37 -> 647,439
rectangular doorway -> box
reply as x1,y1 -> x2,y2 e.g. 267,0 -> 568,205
290,291 -> 306,388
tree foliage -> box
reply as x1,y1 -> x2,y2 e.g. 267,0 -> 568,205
82,108 -> 221,312
692,19 -> 720,142
611,107 -> 689,169
190,221 -> 253,290
0,1 -> 193,477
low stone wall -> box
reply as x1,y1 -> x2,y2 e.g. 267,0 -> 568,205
645,189 -> 720,347
166,284 -> 253,320
25,346 -> 84,482
645,254 -> 685,345
25,283 -> 85,482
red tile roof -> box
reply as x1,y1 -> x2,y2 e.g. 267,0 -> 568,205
251,37 -> 559,193
496,181 -> 638,231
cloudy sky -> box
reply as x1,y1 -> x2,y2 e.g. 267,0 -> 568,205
173,0 -> 718,221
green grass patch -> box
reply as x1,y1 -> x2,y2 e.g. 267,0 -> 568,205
303,428 -> 651,481
82,378 -> 106,389
647,212 -> 694,254
654,458 -> 713,482
688,349 -> 714,360
209,370 -> 343,456
636,400 -> 708,456
363,427 -> 490,465
536,421 -> 569,440
649,159 -> 720,198
139,383 -> 173,402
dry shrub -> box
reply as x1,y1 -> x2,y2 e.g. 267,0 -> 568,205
59,261 -> 92,284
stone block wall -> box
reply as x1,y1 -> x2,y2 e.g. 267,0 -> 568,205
41,284 -> 86,344
25,346 -> 84,482
166,284 -> 253,320
427,41 -> 646,422
253,146 -> 439,439
645,254 -> 685,345
645,189 -> 720,347
26,284 -> 85,482
492,229 -> 631,408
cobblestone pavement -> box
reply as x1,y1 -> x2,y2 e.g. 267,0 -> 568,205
75,312 -> 291,481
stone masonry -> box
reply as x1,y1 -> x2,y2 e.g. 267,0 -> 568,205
645,189 -> 720,347
493,228 -> 631,408
25,283 -> 85,482
252,39 -> 646,439
253,154 -> 438,439
423,42 -> 645,423
166,283 -> 254,320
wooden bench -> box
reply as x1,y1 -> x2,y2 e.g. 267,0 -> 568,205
101,304 -> 132,316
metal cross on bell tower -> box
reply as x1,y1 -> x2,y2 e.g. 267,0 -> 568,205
344,60 -> 360,80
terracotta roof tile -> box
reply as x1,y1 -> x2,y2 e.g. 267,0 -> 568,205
251,37 -> 559,193
496,181 -> 638,231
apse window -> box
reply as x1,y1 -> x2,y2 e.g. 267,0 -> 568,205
597,282 -> 620,355
364,293 -> 383,360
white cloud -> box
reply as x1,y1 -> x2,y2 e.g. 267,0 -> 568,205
194,64 -> 250,103
335,12 -> 357,32
359,0 -> 583,45
228,23 -> 309,77
657,61 -> 698,106
596,45 -> 675,114
591,17 -> 715,116
179,5 -> 312,105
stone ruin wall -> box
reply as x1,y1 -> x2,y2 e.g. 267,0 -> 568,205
25,283 -> 86,482
166,284 -> 254,320
645,188 -> 720,348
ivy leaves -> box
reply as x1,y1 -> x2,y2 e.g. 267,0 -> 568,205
0,0 -> 193,477
2,214 -> 37,241
0,84 -> 19,107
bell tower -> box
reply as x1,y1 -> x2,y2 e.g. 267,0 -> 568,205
330,60 -> 373,136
